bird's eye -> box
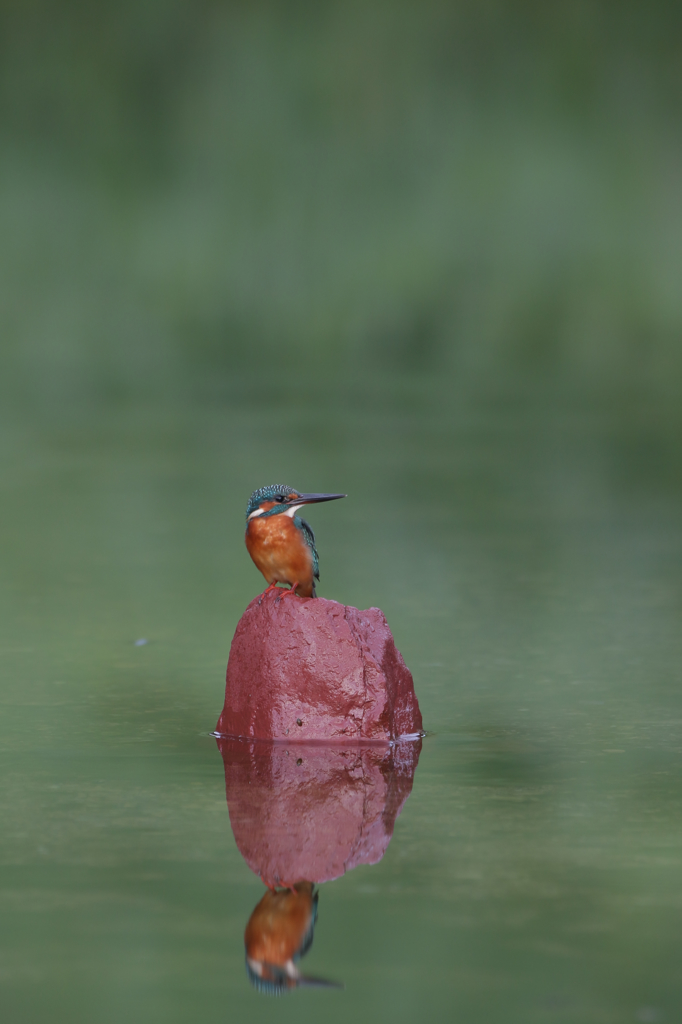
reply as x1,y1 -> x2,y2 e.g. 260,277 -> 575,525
275,494 -> 286,502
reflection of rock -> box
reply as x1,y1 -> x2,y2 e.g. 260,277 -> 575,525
215,594 -> 422,743
218,737 -> 422,886
221,735 -> 422,997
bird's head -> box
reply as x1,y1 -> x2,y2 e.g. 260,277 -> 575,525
246,485 -> 346,522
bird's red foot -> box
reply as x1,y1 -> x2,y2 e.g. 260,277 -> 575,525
277,583 -> 300,602
258,581 -> 280,605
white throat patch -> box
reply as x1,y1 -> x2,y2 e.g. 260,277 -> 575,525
248,504 -> 304,521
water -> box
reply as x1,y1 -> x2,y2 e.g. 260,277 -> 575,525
1,3 -> 682,1017
1,380 -> 681,1022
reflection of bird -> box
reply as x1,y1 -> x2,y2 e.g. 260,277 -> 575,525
245,485 -> 345,599
244,882 -> 342,995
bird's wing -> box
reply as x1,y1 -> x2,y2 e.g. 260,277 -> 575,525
295,516 -> 319,580
296,891 -> 319,960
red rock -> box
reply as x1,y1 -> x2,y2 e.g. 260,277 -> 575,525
218,737 -> 421,885
215,592 -> 423,743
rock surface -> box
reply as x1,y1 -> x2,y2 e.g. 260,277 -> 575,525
215,591 -> 423,743
218,737 -> 421,885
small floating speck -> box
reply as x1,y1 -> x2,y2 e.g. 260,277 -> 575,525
134,638 -> 148,646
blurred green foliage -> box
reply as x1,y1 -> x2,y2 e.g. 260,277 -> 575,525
0,0 -> 680,419
2,9 -> 682,1020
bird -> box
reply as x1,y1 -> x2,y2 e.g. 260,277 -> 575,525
245,484 -> 346,599
244,882 -> 342,995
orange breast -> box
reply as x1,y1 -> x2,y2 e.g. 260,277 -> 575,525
244,885 -> 314,965
246,514 -> 315,596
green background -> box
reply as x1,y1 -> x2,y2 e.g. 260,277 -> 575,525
1,2 -> 681,1021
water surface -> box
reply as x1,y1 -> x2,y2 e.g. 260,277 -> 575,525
1,381 -> 681,1022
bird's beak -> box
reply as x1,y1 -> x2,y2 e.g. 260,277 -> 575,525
296,493 -> 346,504
295,974 -> 345,990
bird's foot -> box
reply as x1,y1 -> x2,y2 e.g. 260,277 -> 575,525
276,583 -> 300,603
258,581 -> 280,605
268,878 -> 297,893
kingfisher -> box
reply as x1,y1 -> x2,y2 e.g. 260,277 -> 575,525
245,484 -> 345,599
244,882 -> 342,994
